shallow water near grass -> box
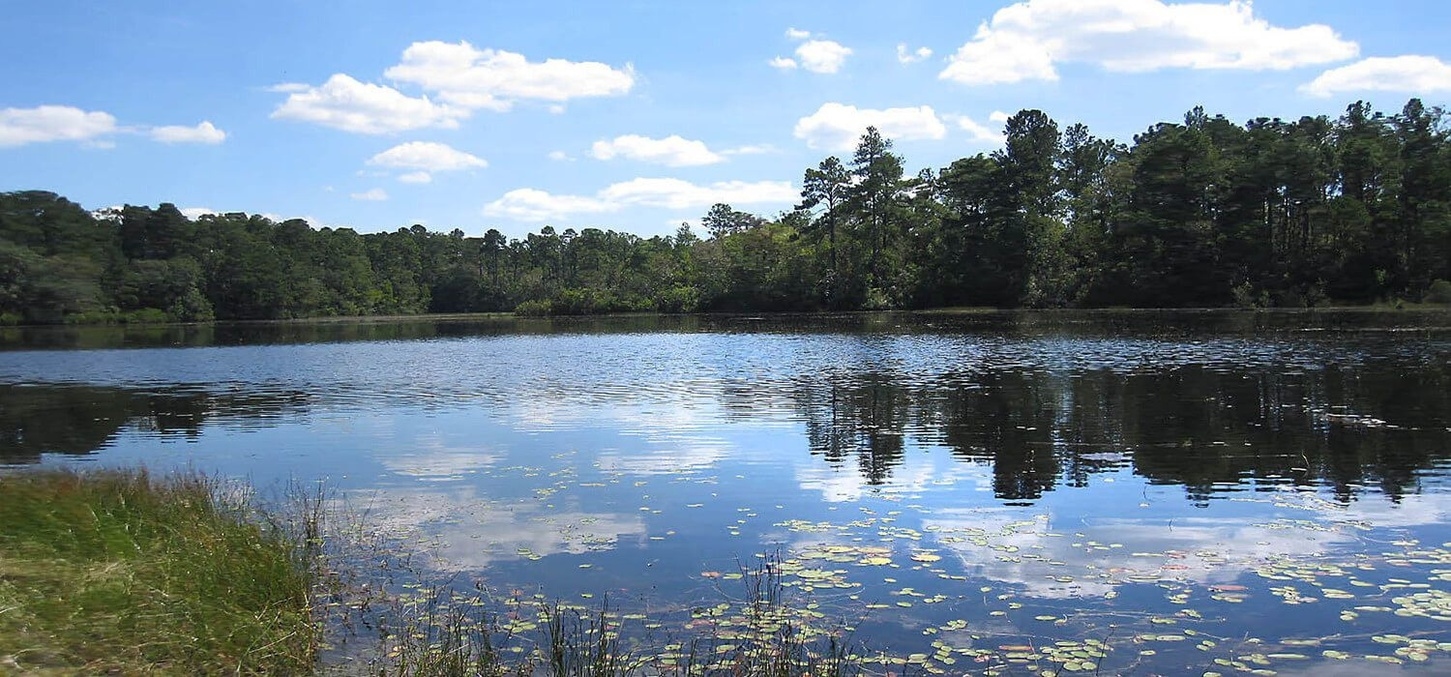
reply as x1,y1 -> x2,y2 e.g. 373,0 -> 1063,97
4,310 -> 1451,674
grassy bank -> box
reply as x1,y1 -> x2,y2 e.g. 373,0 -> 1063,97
0,468 -> 320,675
0,468 -> 867,676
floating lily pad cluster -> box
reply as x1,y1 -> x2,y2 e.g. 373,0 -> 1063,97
365,451 -> 1451,674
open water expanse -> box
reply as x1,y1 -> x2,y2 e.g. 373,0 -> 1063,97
3,310 -> 1451,674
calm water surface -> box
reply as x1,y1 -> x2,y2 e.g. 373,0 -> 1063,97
4,311 -> 1450,674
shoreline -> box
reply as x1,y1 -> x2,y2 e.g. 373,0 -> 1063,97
3,303 -> 1450,331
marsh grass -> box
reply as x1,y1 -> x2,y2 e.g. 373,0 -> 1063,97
370,582 -> 534,677
0,468 -> 867,676
541,596 -> 646,677
0,467 -> 322,674
683,555 -> 861,677
365,554 -> 864,677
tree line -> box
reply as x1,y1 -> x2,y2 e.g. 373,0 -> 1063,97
2,98 -> 1448,324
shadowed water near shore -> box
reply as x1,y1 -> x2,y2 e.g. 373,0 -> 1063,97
4,310 -> 1450,673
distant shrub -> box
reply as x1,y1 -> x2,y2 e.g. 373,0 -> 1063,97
1269,287 -> 1300,308
550,288 -> 597,315
64,309 -> 119,325
610,293 -> 655,313
1304,283 -> 1329,308
168,288 -> 215,322
862,287 -> 893,311
515,290 -> 662,316
1426,279 -> 1451,305
119,308 -> 171,324
656,285 -> 700,313
1231,282 -> 1264,309
513,298 -> 553,316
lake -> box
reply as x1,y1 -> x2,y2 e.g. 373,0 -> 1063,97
3,310 -> 1451,674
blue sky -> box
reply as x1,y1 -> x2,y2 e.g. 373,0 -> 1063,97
4,0 -> 1450,239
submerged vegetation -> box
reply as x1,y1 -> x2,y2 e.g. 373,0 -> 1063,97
3,98 -> 1451,324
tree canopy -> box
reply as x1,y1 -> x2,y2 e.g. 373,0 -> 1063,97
3,99 -> 1449,324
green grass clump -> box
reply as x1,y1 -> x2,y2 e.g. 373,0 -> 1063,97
0,468 -> 320,675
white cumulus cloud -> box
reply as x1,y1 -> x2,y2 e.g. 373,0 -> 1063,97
599,177 -> 796,210
940,20 -> 1058,85
951,115 -> 1006,145
367,141 -> 487,183
383,40 -> 635,112
770,56 -> 799,70
483,178 -> 796,223
939,0 -> 1359,86
351,188 -> 389,201
774,29 -> 852,74
897,44 -> 933,64
722,143 -> 776,156
149,120 -> 226,144
1300,55 -> 1451,98
272,42 -> 632,135
0,105 -> 117,147
590,134 -> 724,166
272,74 -> 465,134
794,102 -> 947,151
795,40 -> 853,74
482,188 -> 618,222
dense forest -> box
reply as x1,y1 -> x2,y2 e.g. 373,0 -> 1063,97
3,99 -> 1449,324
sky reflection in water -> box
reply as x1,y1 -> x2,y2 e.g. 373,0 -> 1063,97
2,312 -> 1450,672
